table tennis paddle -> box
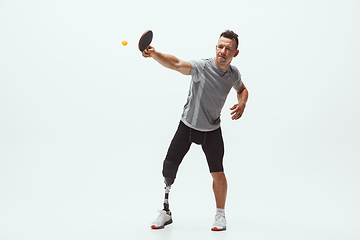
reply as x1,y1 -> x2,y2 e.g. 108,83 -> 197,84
138,30 -> 153,53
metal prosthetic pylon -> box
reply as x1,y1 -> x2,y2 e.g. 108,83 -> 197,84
163,185 -> 171,211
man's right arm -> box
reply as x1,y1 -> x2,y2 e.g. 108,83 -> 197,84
142,46 -> 192,75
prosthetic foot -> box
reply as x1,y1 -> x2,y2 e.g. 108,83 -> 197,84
151,177 -> 174,229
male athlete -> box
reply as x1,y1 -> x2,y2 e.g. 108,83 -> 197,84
142,30 -> 248,231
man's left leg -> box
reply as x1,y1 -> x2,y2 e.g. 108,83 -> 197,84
210,172 -> 227,231
211,172 -> 227,209
202,128 -> 227,231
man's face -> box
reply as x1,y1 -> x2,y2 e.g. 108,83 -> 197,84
215,37 -> 239,69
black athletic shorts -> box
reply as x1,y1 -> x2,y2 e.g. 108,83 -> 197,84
163,121 -> 225,174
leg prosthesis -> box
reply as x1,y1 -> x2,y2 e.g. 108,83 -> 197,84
162,161 -> 177,211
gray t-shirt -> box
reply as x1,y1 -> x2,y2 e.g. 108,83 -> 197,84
181,58 -> 242,132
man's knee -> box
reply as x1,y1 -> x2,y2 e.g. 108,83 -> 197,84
211,172 -> 227,183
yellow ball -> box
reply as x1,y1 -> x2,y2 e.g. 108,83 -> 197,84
122,40 -> 128,46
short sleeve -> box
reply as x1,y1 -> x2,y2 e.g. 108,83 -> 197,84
232,67 -> 242,90
190,59 -> 206,78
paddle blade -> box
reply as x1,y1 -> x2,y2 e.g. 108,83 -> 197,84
138,30 -> 153,52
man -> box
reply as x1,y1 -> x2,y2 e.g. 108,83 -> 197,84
142,30 -> 248,231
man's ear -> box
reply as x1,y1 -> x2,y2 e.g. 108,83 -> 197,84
234,50 -> 239,58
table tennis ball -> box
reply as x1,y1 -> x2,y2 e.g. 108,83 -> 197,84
122,40 -> 128,46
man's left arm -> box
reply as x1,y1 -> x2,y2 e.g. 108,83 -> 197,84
230,83 -> 248,120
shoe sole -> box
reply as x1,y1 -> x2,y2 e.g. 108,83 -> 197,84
151,219 -> 173,229
211,227 -> 226,231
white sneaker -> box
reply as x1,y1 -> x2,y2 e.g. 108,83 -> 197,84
151,210 -> 173,229
211,212 -> 226,231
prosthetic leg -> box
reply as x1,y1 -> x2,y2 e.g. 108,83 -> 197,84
163,177 -> 174,211
162,156 -> 178,211
150,177 -> 174,229
163,185 -> 171,211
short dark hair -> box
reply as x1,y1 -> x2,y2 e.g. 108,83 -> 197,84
220,30 -> 239,49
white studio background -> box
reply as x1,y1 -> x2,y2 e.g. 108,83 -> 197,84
1,0 -> 359,240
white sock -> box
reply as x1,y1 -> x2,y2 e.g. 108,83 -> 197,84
216,208 -> 225,215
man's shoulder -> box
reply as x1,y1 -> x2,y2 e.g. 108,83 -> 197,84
189,58 -> 210,72
228,63 -> 241,76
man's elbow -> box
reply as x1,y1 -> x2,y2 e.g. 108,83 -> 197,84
173,61 -> 191,75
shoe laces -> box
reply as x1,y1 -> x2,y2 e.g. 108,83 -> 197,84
215,213 -> 226,223
155,210 -> 168,221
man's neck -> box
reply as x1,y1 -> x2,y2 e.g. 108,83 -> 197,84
214,57 -> 230,70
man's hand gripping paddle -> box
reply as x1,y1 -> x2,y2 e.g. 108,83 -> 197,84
138,30 -> 153,53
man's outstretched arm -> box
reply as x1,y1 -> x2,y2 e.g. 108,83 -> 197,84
142,46 -> 192,75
